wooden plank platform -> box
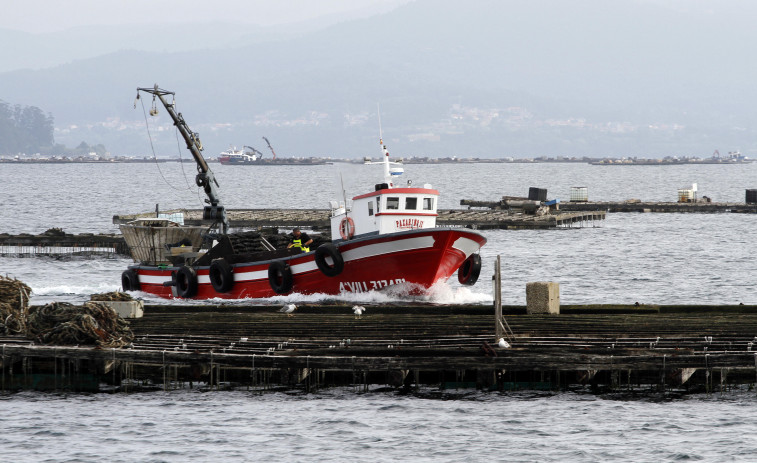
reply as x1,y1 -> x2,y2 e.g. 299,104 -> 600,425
3,305 -> 757,393
437,209 -> 605,229
111,208 -> 606,230
560,201 -> 757,213
462,199 -> 757,213
0,232 -> 128,257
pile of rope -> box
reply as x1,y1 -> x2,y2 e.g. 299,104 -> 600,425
0,276 -> 134,348
28,302 -> 134,348
0,275 -> 32,335
90,291 -> 134,302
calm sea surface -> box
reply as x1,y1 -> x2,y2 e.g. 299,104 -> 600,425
1,161 -> 757,461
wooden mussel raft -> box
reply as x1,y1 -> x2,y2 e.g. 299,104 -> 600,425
121,85 -> 486,300
112,207 -> 606,231
4,303 -> 757,393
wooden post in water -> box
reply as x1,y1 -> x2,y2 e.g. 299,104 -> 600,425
494,255 -> 502,340
493,255 -> 515,344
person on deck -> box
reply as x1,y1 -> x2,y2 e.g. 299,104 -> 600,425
287,228 -> 313,252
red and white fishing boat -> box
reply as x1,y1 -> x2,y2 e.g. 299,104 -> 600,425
121,85 -> 486,300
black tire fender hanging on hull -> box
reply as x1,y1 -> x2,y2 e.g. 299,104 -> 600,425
268,260 -> 294,294
458,253 -> 482,286
121,269 -> 140,291
314,243 -> 344,277
174,265 -> 198,298
209,258 -> 234,293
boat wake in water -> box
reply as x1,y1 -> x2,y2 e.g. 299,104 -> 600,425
134,280 -> 492,306
2,255 -> 491,306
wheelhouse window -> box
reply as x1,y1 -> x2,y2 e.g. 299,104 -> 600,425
423,197 -> 434,210
368,201 -> 374,216
405,197 -> 418,210
386,197 -> 400,210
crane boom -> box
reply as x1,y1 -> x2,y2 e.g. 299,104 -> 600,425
244,145 -> 264,157
262,137 -> 277,160
136,84 -> 229,234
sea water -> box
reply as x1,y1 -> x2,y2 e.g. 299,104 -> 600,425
1,161 -> 755,305
2,390 -> 757,462
1,161 -> 757,461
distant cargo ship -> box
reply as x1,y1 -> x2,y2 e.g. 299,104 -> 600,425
217,142 -> 328,166
218,145 -> 262,164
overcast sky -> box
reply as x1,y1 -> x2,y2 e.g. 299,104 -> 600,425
2,0 -> 743,33
0,0 -> 412,33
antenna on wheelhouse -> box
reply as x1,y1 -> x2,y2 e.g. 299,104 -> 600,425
340,172 -> 349,217
376,105 -> 403,187
378,103 -> 383,145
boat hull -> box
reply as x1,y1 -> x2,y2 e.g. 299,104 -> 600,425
128,228 -> 486,300
219,157 -> 255,165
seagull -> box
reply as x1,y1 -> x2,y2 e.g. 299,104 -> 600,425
352,305 -> 365,319
279,303 -> 297,317
497,338 -> 511,348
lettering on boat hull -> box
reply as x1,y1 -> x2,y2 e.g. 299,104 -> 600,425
339,278 -> 407,293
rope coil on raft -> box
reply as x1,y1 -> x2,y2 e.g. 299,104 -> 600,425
28,301 -> 134,348
0,277 -> 134,348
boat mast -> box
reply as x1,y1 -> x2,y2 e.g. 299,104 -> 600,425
136,84 -> 229,234
378,107 -> 393,187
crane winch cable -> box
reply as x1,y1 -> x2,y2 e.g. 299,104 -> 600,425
137,95 -> 203,208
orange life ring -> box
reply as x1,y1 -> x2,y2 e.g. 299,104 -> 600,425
339,217 -> 355,240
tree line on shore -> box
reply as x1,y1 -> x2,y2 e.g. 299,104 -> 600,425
0,100 -> 106,157
0,100 -> 55,155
